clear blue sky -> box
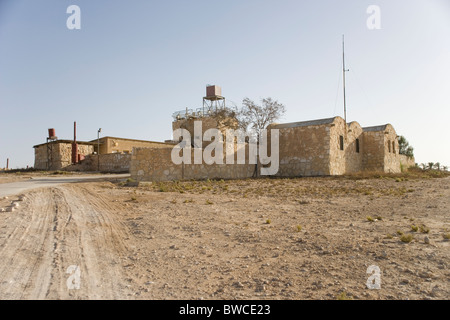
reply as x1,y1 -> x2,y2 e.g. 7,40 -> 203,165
1,0 -> 449,168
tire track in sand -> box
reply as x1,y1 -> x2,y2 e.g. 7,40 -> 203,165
0,185 -> 133,299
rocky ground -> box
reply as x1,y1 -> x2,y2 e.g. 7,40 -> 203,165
0,170 -> 448,300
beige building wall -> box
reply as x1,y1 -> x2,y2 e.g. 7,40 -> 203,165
65,153 -> 131,172
383,124 -> 402,173
362,130 -> 386,172
268,122 -> 332,177
131,146 -> 256,182
95,137 -> 172,155
127,116 -> 416,181
328,117 -> 347,175
172,117 -> 237,149
34,142 -> 94,170
345,121 -> 364,174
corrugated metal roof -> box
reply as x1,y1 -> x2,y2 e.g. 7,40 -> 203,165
269,117 -> 337,129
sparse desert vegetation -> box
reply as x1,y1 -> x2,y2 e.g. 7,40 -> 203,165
0,170 -> 448,300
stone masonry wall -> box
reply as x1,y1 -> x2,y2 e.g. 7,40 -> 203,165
345,122 -> 364,174
269,124 -> 331,177
362,131 -> 385,172
131,146 -> 256,182
329,117 -> 347,175
399,154 -> 416,170
64,153 -> 131,172
99,137 -> 171,154
34,143 -> 94,170
383,125 -> 401,173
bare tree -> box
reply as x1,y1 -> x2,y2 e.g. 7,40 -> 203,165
234,97 -> 286,178
238,97 -> 286,136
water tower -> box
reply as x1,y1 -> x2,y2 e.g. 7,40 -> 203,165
202,85 -> 225,115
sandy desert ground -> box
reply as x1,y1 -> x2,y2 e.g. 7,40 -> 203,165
0,170 -> 448,300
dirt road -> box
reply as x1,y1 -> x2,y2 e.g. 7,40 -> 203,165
0,184 -> 134,299
0,173 -> 448,300
0,173 -> 129,198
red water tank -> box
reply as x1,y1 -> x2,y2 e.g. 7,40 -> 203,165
48,128 -> 56,138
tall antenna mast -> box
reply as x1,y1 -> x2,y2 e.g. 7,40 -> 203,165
342,35 -> 349,123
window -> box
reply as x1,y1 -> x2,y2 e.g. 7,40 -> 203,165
388,140 -> 391,153
356,139 -> 360,153
392,141 -> 395,154
339,135 -> 344,151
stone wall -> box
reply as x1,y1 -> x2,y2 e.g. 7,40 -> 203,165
64,153 -> 131,172
131,146 -> 256,182
383,124 -> 401,173
98,137 -> 172,154
172,117 -> 240,149
399,154 -> 416,171
34,142 -> 94,170
344,121 -> 364,174
130,116 -> 413,181
362,131 -> 385,172
268,123 -> 331,177
329,117 -> 347,175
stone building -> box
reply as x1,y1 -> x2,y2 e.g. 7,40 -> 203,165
130,116 -> 415,181
268,116 -> 414,177
93,136 -> 172,155
33,140 -> 95,171
33,136 -> 174,172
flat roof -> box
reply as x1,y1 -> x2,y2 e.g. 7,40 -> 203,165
33,140 -> 96,148
90,136 -> 175,145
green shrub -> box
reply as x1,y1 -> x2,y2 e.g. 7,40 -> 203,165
336,291 -> 352,300
400,234 -> 414,243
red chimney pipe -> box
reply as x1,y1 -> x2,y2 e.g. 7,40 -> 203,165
72,121 -> 78,164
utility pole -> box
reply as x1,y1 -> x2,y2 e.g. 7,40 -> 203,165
97,128 -> 102,171
342,35 -> 349,123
